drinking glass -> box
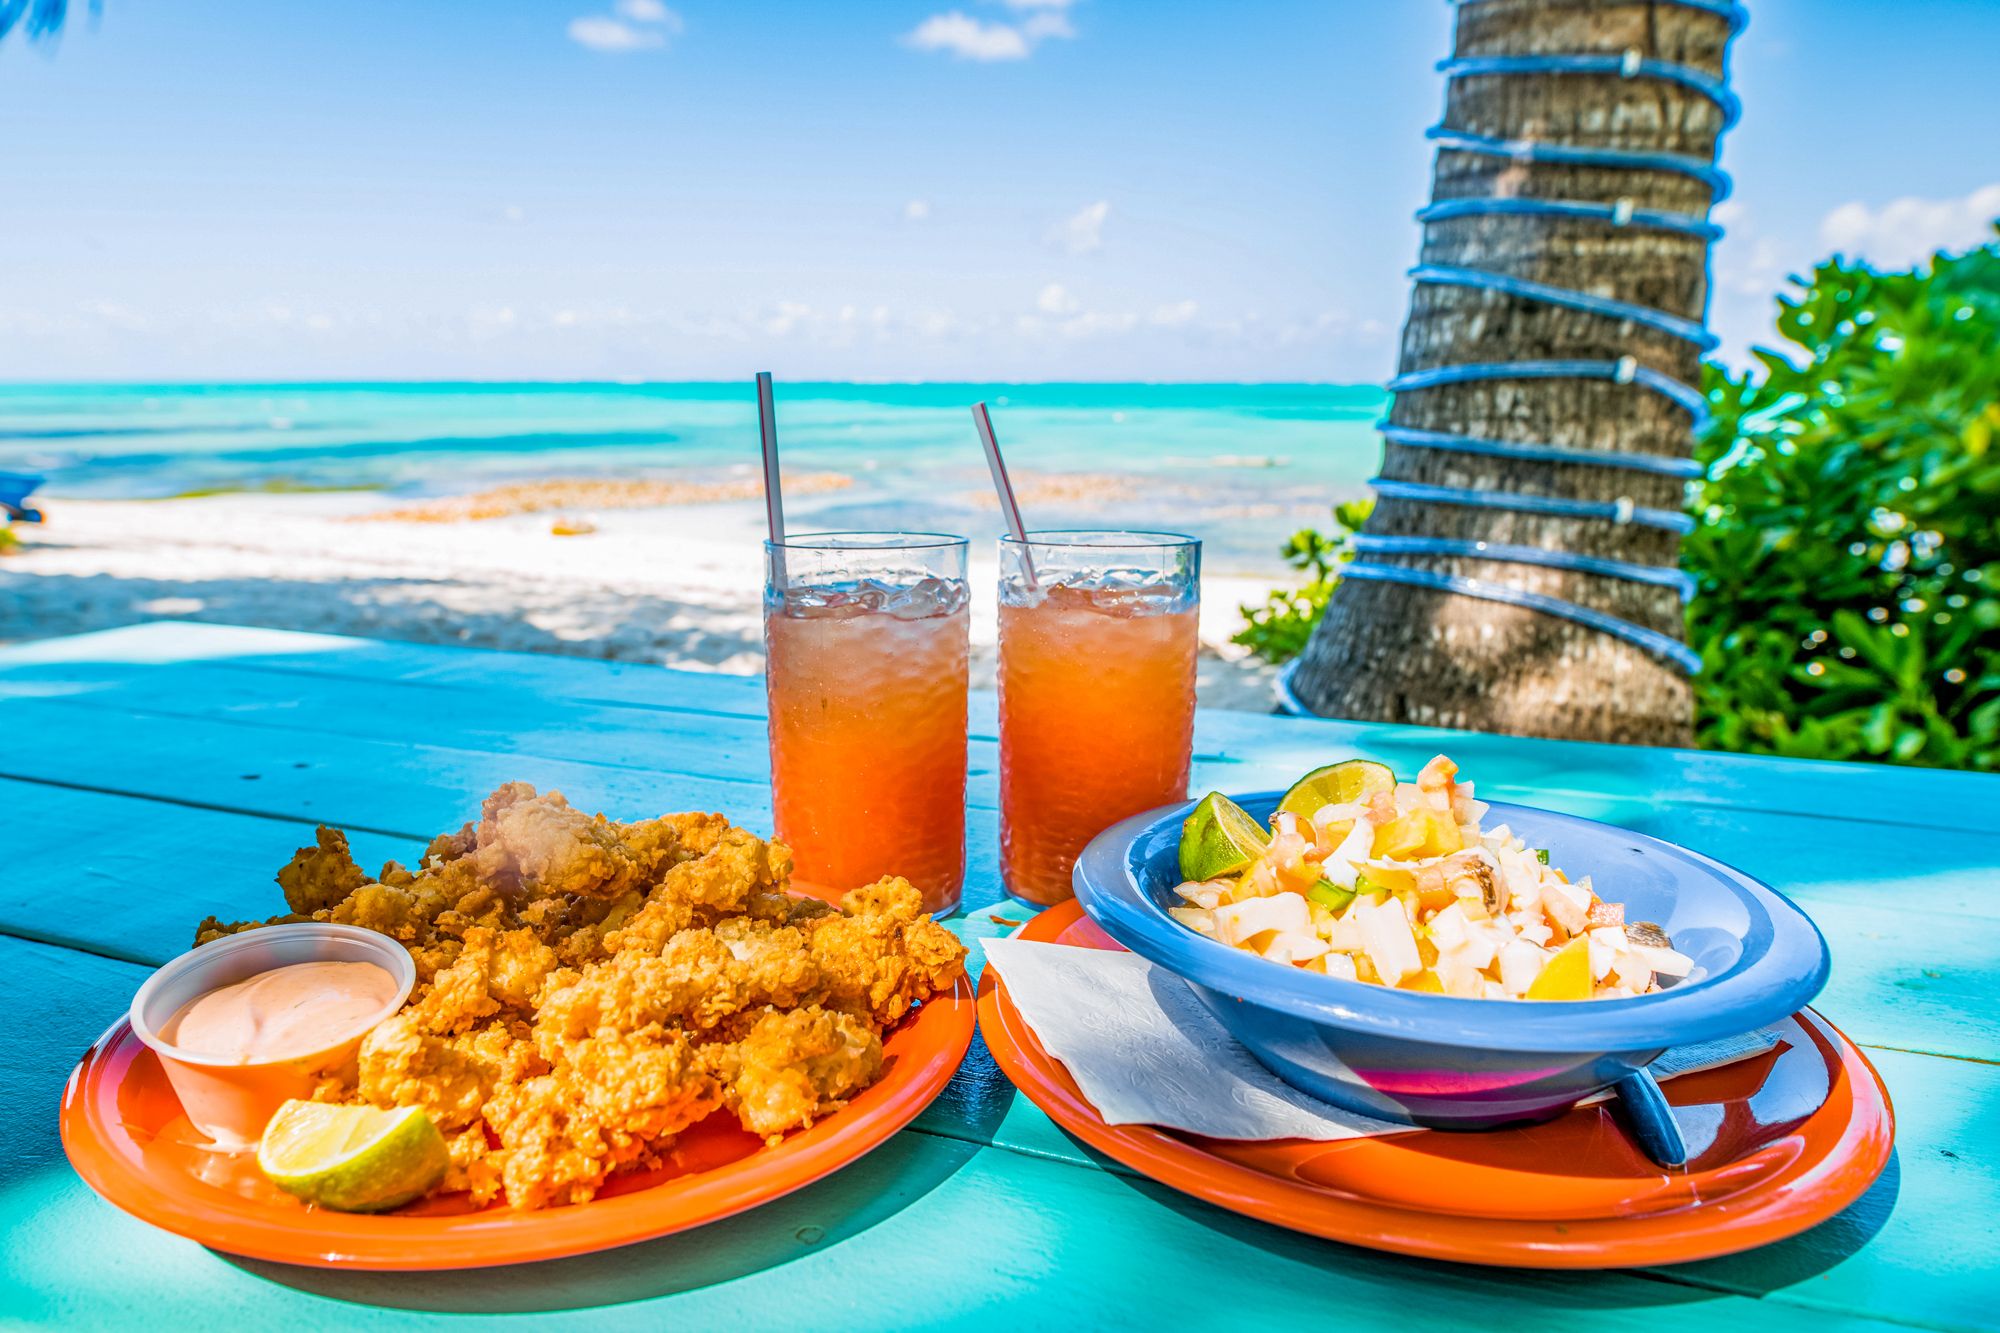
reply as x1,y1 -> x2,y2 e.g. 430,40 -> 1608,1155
764,532 -> 970,916
997,530 -> 1201,906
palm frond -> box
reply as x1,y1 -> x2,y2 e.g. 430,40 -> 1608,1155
0,0 -> 85,44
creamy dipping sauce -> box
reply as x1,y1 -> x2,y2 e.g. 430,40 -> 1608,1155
161,960 -> 399,1063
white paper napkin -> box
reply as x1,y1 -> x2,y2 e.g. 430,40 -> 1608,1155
983,937 -> 1782,1142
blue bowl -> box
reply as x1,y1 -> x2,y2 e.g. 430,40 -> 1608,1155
1072,792 -> 1831,1130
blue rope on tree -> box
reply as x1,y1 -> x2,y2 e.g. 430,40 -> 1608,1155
1409,263 -> 1721,349
1385,358 -> 1712,429
1350,533 -> 1698,600
1367,477 -> 1698,535
1376,422 -> 1703,478
1437,53 -> 1741,128
1337,563 -> 1707,675
1425,127 -> 1733,201
1415,196 -> 1722,240
1447,0 -> 1749,35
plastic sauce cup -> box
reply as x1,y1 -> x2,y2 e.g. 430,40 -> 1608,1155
128,923 -> 416,1150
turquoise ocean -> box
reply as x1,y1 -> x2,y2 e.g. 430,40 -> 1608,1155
0,382 -> 1389,571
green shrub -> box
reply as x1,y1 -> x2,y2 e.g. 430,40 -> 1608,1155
1231,499 -> 1371,662
1233,234 -> 1999,773
1686,234 -> 2000,771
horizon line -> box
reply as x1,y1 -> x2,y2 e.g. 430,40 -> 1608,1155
0,377 -> 1390,390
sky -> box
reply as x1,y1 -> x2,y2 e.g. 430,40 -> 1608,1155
1,0 -> 1997,383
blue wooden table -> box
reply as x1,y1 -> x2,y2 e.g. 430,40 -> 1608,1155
2,621 -> 1995,1331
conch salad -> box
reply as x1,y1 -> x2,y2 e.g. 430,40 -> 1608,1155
1170,757 -> 1694,1001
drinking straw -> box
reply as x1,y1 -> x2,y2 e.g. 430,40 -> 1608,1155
971,401 -> 1036,588
757,371 -> 786,586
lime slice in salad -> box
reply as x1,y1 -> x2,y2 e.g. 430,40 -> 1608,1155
1179,792 -> 1271,882
1275,760 -> 1396,824
258,1100 -> 449,1213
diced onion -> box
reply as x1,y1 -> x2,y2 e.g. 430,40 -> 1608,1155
1212,892 -> 1312,948
1637,944 -> 1694,978
1354,896 -> 1422,986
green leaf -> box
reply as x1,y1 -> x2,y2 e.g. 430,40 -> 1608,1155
1685,230 -> 2000,773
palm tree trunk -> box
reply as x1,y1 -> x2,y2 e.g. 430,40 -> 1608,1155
1290,0 -> 1738,747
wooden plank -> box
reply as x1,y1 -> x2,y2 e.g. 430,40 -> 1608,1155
9,1146 -> 1932,1333
0,657 -> 922,791
3,704 -> 1995,1059
0,773 -> 1010,967
4,774 -> 1990,1235
0,940 -> 1936,1333
2,672 -> 1987,936
0,692 -> 776,839
8,621 -> 1995,831
0,937 -> 142,1180
1178,707 -> 1998,833
7,912 -> 1995,1330
0,778 -> 423,965
10,658 -> 2000,908
1794,901 -> 2000,1061
8,662 -> 2000,929
3,624 -> 2000,1304
1657,1045 -> 2000,1333
0,620 -> 774,714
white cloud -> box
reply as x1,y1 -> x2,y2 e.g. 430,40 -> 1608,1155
79,299 -> 150,331
1047,200 -> 1109,254
1057,310 -> 1139,338
1151,300 -> 1198,328
1036,282 -> 1078,315
467,305 -> 521,341
1819,182 -> 2000,269
904,13 -> 1031,61
1020,12 -> 1074,40
903,3 -> 1078,61
1709,232 -> 1791,300
904,199 -> 932,222
912,308 -> 971,338
763,301 -> 815,337
614,0 -> 680,24
568,17 -> 665,51
568,3 -> 678,52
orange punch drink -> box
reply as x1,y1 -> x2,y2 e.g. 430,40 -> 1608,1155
998,530 -> 1201,905
765,532 -> 970,915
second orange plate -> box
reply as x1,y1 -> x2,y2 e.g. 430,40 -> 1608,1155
979,900 -> 1894,1269
63,975 -> 975,1270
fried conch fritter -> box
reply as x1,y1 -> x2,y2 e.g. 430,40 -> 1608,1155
195,783 -> 967,1209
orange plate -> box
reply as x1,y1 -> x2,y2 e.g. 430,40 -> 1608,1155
63,976 -> 975,1270
979,900 -> 1894,1269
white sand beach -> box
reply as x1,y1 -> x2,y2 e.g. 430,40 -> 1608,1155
0,490 -> 1285,711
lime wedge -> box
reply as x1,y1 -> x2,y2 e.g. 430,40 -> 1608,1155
258,1100 -> 449,1213
1275,760 -> 1397,823
1179,792 -> 1272,882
